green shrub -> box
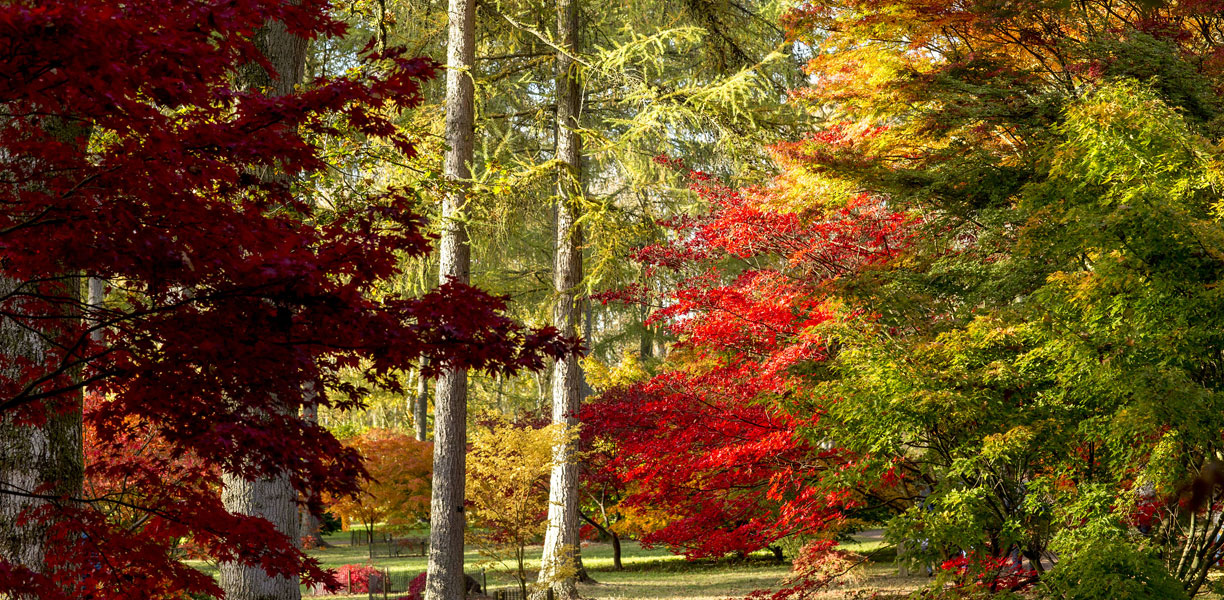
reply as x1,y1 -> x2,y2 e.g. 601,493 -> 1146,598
1039,541 -> 1187,600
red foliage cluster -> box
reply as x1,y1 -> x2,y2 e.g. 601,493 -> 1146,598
939,555 -> 1037,592
583,160 -> 914,559
0,1 -> 575,598
333,564 -> 384,594
744,540 -> 866,600
401,571 -> 428,600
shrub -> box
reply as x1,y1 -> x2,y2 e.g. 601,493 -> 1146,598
321,511 -> 343,535
1039,541 -> 1189,600
396,572 -> 427,600
332,564 -> 383,594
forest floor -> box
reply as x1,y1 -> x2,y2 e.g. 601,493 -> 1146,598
287,530 -> 931,600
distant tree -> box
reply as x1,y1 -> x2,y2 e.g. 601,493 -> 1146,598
467,417 -> 569,599
325,430 -> 432,543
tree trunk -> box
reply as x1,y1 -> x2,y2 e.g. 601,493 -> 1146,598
219,14 -> 308,600
425,0 -> 475,598
414,360 -> 429,442
611,531 -> 622,570
298,393 -> 329,549
0,277 -> 84,599
0,111 -> 90,597
537,0 -> 583,597
579,511 -> 620,571
87,277 -> 105,345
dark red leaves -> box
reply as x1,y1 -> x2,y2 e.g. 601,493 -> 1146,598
0,1 -> 572,597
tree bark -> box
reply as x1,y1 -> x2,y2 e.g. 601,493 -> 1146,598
218,14 -> 308,600
0,111 -> 90,597
298,390 -> 329,549
87,277 -> 105,345
537,0 -> 583,597
414,360 -> 429,442
0,276 -> 84,599
425,0 -> 475,598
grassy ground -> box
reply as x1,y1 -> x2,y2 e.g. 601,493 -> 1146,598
189,529 -> 937,599
296,531 -> 790,599
281,529 -> 931,600
189,530 -> 1224,600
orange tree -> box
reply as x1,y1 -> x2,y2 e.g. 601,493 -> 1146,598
326,429 -> 432,542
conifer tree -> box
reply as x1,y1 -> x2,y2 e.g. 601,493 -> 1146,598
425,0 -> 477,597
536,0 -> 584,596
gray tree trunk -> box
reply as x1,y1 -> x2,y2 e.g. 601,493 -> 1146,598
220,469 -> 301,599
425,0 -> 475,598
87,277 -> 105,345
0,275 -> 84,599
536,0 -> 583,597
218,14 -> 309,600
298,390 -> 328,549
414,361 -> 429,442
0,113 -> 90,598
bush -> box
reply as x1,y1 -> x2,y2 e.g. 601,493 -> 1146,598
396,572 -> 427,600
1039,541 -> 1189,600
332,564 -> 383,594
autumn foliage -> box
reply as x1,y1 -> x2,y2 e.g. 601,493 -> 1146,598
585,158 -> 915,559
0,1 -> 574,598
591,0 -> 1224,597
326,429 -> 432,538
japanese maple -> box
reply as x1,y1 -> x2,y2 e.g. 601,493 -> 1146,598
585,158 -> 914,559
0,1 -> 574,598
325,429 -> 432,541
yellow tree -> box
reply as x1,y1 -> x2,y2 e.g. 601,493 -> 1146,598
466,417 -> 572,598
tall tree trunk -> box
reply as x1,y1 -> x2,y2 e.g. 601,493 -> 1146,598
414,360 -> 428,442
0,113 -> 90,598
425,0 -> 475,597
0,275 -> 85,599
218,15 -> 309,600
87,277 -> 105,345
298,387 -> 329,549
537,0 -> 583,597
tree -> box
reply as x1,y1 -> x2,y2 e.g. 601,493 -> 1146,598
536,0 -> 586,596
426,0 -> 478,598
218,13 -> 312,600
414,360 -> 430,441
467,417 -> 567,599
584,160 -> 915,560
581,2 -> 1224,598
0,2 -> 573,598
326,429 -> 432,542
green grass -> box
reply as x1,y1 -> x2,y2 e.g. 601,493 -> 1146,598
189,529 -> 927,599
286,531 -> 793,599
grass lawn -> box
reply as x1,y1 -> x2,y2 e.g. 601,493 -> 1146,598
192,529 -> 933,599
296,531 -> 791,599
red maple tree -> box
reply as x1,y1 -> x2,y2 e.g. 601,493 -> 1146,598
0,2 -> 574,598
584,157 -> 914,559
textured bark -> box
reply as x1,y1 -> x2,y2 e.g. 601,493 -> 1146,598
298,397 -> 328,549
218,15 -> 308,600
536,0 -> 583,597
0,113 -> 89,597
87,277 -> 105,345
425,0 -> 475,598
220,470 -> 301,600
0,275 -> 84,597
413,361 -> 429,442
